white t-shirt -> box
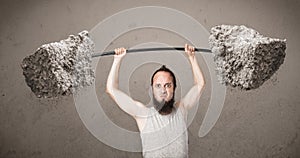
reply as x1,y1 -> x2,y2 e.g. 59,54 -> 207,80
140,105 -> 188,158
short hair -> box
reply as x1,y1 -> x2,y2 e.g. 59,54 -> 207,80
151,65 -> 177,89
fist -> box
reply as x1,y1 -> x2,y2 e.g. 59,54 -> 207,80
185,44 -> 195,58
114,47 -> 126,59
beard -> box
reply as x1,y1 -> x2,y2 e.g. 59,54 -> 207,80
152,94 -> 175,115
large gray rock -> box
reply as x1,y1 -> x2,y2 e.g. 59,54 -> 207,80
21,31 -> 95,98
209,25 -> 286,90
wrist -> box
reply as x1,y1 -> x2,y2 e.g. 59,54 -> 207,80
188,56 -> 195,61
113,57 -> 122,63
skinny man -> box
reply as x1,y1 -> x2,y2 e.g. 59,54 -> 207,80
106,44 -> 205,158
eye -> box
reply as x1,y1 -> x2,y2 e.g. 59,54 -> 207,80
155,84 -> 161,88
165,83 -> 172,88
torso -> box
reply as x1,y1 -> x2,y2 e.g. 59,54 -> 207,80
136,103 -> 188,158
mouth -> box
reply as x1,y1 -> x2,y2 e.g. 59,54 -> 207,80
160,95 -> 167,98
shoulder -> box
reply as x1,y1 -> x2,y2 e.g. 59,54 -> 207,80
174,101 -> 188,116
133,101 -> 150,117
134,103 -> 152,132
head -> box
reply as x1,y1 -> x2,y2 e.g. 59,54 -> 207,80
150,65 -> 177,115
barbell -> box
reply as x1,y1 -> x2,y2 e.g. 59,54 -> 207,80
21,25 -> 286,98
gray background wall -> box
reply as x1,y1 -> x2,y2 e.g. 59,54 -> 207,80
1,0 -> 299,157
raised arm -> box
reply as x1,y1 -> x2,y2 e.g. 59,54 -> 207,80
180,44 -> 206,110
106,48 -> 148,118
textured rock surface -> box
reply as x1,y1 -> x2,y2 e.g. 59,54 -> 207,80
21,31 -> 95,98
209,25 -> 286,90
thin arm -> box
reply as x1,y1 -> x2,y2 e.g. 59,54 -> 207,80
106,48 -> 148,118
180,44 -> 206,110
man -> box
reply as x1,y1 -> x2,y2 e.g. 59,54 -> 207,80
106,44 -> 205,158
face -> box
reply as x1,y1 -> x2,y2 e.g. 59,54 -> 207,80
152,71 -> 175,103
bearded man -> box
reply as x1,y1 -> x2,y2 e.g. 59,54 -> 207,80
106,44 -> 205,158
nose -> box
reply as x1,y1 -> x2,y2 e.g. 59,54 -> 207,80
161,87 -> 167,94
